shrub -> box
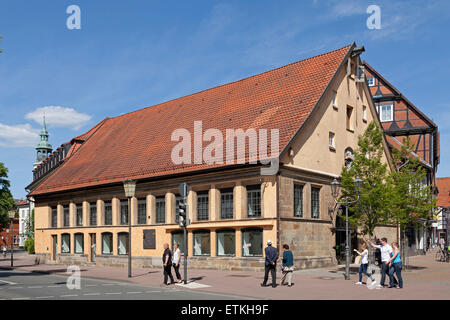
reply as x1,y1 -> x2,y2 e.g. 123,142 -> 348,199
24,238 -> 35,254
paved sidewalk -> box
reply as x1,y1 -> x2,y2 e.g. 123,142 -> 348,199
1,252 -> 449,300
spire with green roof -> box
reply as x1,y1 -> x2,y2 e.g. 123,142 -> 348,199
35,115 -> 52,165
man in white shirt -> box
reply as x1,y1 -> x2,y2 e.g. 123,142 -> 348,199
366,237 -> 393,288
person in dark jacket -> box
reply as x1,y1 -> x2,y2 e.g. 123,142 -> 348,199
261,240 -> 278,288
280,244 -> 294,287
162,243 -> 174,286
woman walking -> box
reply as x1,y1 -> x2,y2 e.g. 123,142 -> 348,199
354,243 -> 375,285
172,242 -> 183,283
280,244 -> 294,287
388,242 -> 403,289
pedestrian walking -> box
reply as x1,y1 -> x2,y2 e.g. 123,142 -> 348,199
388,242 -> 403,289
365,237 -> 393,289
261,240 -> 278,288
354,243 -> 375,285
280,244 -> 294,287
172,242 -> 182,283
162,243 -> 175,286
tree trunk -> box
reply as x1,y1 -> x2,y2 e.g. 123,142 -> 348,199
401,228 -> 408,271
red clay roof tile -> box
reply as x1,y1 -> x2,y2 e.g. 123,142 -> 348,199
30,45 -> 352,195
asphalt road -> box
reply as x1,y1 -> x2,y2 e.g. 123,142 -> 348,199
0,269 -> 251,300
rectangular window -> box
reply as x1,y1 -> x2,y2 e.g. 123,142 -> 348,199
294,185 -> 303,217
76,204 -> 83,226
247,185 -> 261,218
220,189 -> 234,220
346,106 -> 354,131
367,77 -> 375,87
329,132 -> 335,149
120,200 -> 128,225
193,232 -> 210,256
51,206 -> 57,228
63,205 -> 70,227
242,229 -> 263,257
74,234 -> 84,254
311,187 -> 321,219
104,201 -> 112,225
61,234 -> 70,253
217,230 -> 235,256
90,202 -> 97,226
172,232 -> 185,253
118,233 -> 129,255
379,104 -> 393,122
362,105 -> 367,122
102,233 -> 113,255
332,91 -> 338,109
197,192 -> 209,221
137,198 -> 146,224
155,197 -> 166,224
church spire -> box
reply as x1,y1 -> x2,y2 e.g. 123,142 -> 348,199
34,115 -> 52,169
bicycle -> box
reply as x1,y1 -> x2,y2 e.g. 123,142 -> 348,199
435,246 -> 449,262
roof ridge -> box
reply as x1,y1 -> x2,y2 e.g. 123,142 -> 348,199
110,44 -> 353,121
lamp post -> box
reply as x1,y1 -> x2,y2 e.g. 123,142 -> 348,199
8,210 -> 16,268
331,176 -> 362,280
123,179 -> 136,278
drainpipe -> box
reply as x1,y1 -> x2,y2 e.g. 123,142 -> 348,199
276,173 -> 280,253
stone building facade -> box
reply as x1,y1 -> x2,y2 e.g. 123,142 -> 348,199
29,44 -> 397,271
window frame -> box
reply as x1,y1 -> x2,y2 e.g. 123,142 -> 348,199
61,233 -> 71,253
379,104 -> 393,122
155,196 -> 166,224
74,233 -> 84,254
294,184 -> 304,218
241,228 -> 263,257
51,206 -> 57,228
246,185 -> 262,218
104,201 -> 112,225
101,232 -> 113,255
76,204 -> 83,226
329,132 -> 335,150
197,191 -> 209,221
137,198 -> 146,225
220,188 -> 234,220
63,205 -> 70,227
193,230 -> 211,256
117,232 -> 129,255
120,199 -> 128,225
90,202 -> 97,226
216,229 -> 236,257
367,77 -> 375,87
311,186 -> 321,219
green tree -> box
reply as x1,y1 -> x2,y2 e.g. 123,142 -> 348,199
339,121 -> 392,262
0,162 -> 16,231
387,137 -> 436,268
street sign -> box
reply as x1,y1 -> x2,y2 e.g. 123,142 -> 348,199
179,182 -> 188,198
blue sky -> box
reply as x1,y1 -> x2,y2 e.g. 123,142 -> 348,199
0,0 -> 449,199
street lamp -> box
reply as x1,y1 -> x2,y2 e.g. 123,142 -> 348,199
8,210 -> 16,268
330,176 -> 362,280
123,179 -> 136,278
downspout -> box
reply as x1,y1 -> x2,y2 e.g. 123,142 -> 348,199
276,172 -> 280,253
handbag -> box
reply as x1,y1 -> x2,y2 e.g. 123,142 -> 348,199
354,255 -> 362,265
282,266 -> 294,272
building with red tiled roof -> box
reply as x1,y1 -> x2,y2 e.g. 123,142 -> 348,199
28,43 -> 397,271
364,62 -> 440,255
434,178 -> 449,245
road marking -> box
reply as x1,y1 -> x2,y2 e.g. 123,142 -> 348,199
101,284 -> 116,286
12,297 -> 30,300
47,285 -> 61,288
145,290 -> 161,293
36,296 -> 54,299
85,284 -> 97,287
83,293 -> 100,296
61,294 -> 78,297
28,286 -> 43,288
0,280 -> 17,285
126,291 -> 142,294
8,286 -> 23,289
105,292 -> 122,295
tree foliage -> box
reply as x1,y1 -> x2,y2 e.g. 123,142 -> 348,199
339,121 -> 391,236
0,162 -> 16,231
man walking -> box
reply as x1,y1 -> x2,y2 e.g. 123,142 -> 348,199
162,243 -> 175,286
261,240 -> 278,288
366,237 -> 393,289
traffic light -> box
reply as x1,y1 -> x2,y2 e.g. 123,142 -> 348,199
178,199 -> 187,227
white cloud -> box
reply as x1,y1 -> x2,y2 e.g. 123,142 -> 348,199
0,123 -> 40,148
25,106 -> 91,130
